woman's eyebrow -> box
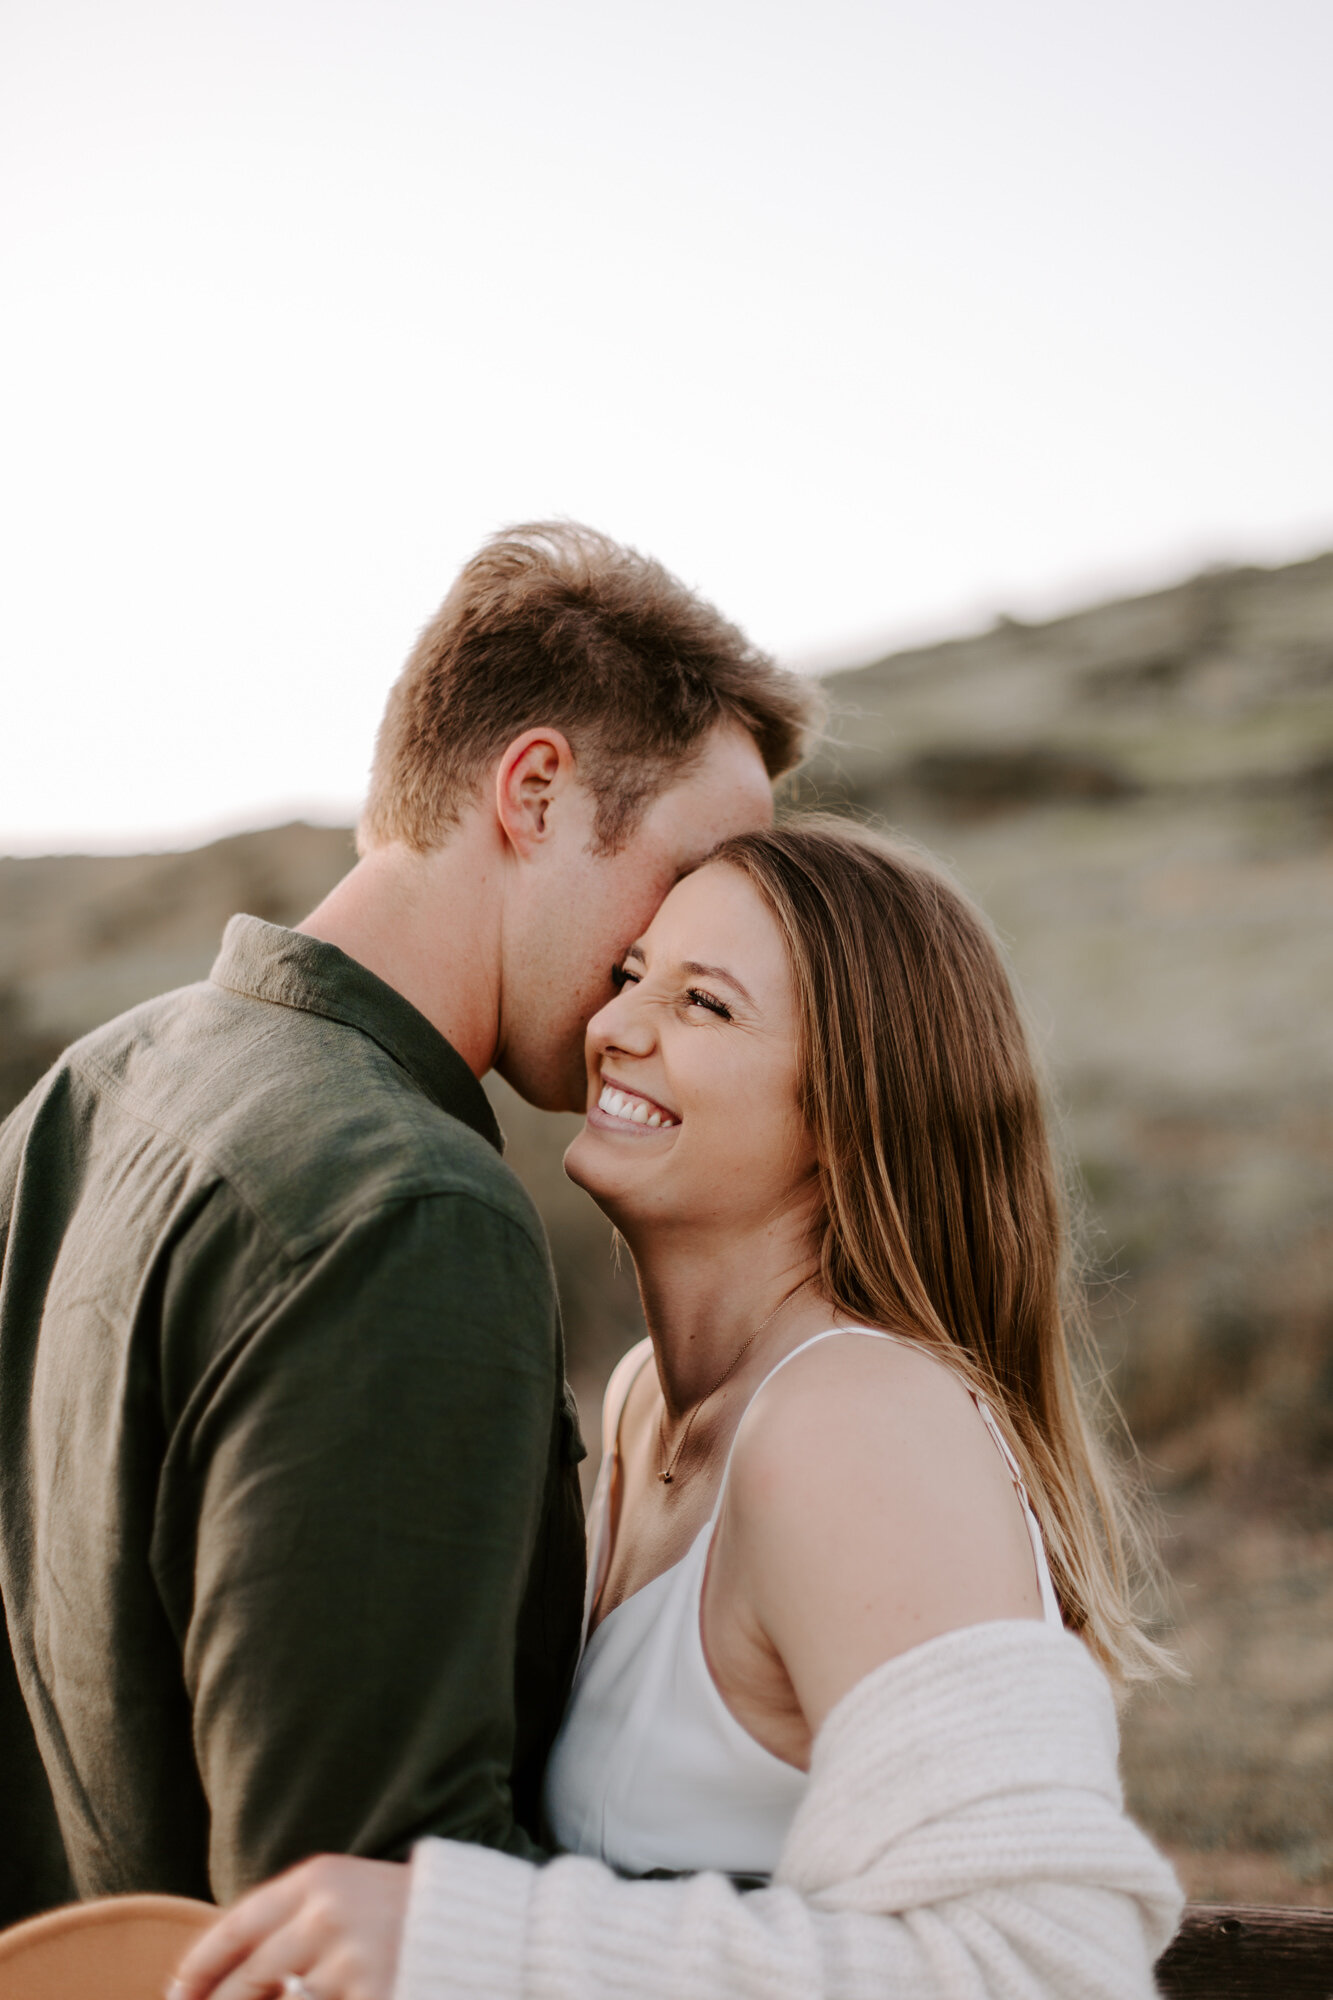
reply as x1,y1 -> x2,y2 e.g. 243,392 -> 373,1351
681,960 -> 755,1006
623,944 -> 755,1008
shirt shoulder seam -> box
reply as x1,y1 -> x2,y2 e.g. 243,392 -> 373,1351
69,1049 -> 548,1270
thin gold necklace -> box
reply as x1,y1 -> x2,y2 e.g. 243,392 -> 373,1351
657,1277 -> 813,1486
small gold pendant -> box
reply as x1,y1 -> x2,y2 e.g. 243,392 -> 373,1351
659,1471 -> 673,1484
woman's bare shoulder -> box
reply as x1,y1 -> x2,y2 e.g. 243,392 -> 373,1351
732,1327 -> 993,1485
720,1328 -> 1044,1731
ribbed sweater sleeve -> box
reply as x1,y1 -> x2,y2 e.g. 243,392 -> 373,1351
393,1621 -> 1183,2000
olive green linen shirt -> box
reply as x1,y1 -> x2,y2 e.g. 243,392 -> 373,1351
0,917 -> 585,1923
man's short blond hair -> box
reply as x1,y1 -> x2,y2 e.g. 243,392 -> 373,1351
360,522 -> 819,855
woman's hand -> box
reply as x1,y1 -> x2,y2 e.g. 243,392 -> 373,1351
168,1854 -> 410,2000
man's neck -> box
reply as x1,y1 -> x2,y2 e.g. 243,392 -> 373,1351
297,834 -> 503,1075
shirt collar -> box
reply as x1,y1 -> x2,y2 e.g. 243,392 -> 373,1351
209,915 -> 503,1153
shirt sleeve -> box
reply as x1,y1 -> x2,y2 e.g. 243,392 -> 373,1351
158,1191 -> 560,1902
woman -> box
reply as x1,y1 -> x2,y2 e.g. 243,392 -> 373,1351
173,820 -> 1181,2000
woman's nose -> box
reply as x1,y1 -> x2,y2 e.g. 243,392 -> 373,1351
587,986 -> 655,1058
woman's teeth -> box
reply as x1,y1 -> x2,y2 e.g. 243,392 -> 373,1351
598,1083 -> 677,1128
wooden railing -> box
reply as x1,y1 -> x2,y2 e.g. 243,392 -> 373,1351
1156,1904 -> 1333,1998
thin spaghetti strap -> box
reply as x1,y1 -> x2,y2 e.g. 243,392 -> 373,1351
601,1337 -> 655,1462
972,1397 -> 1064,1629
974,1395 -> 1027,1489
709,1325 -> 898,1518
582,1338 -> 655,1648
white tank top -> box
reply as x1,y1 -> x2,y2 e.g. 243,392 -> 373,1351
542,1326 -> 1064,1880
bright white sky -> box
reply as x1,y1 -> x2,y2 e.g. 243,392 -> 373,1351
3,0 -> 1330,853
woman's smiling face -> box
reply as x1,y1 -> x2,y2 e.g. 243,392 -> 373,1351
563,861 -> 820,1244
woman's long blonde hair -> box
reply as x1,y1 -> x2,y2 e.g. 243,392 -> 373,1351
712,817 -> 1167,1684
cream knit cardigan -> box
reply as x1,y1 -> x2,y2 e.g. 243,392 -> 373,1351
394,1621 -> 1182,2000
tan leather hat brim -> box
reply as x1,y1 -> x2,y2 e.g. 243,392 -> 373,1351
0,1893 -> 216,2000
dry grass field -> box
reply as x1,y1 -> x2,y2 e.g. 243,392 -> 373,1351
2,549 -> 1330,1902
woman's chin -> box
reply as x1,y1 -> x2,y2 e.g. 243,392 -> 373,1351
562,1123 -> 657,1219
562,1125 -> 622,1205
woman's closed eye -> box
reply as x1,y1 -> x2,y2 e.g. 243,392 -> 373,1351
610,963 -> 732,1021
686,987 -> 732,1020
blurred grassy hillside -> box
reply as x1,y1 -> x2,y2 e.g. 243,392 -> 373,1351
804,552 -> 1333,1482
797,552 -> 1333,1906
2,549 -> 1330,1900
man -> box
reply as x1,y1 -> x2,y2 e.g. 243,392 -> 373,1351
0,522 -> 816,1922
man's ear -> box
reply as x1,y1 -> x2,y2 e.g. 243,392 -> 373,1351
494,728 -> 578,857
